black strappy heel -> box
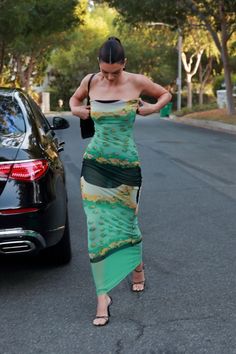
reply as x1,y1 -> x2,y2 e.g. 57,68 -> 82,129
93,296 -> 113,327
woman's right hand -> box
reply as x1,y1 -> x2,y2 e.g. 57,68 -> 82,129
72,105 -> 90,120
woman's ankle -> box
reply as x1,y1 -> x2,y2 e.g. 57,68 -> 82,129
135,262 -> 144,272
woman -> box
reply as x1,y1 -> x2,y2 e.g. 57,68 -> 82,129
69,37 -> 172,326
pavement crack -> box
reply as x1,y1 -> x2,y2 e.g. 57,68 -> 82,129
126,318 -> 146,341
124,314 -> 216,329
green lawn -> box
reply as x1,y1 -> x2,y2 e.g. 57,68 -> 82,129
180,108 -> 236,125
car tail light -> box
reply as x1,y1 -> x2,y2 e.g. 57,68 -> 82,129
0,164 -> 12,179
0,207 -> 39,215
0,160 -> 49,181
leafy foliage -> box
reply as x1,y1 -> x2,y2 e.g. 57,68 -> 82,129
49,3 -> 178,109
0,0 -> 81,89
98,0 -> 236,114
212,74 -> 236,96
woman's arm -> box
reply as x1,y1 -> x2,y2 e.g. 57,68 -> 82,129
137,75 -> 172,116
69,74 -> 92,120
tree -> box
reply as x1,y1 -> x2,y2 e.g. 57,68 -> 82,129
182,49 -> 203,108
198,56 -> 213,105
0,0 -> 82,90
99,0 -> 236,115
181,22 -> 218,108
49,3 -> 177,108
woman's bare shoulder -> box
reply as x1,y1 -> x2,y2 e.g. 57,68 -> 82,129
127,72 -> 150,84
126,72 -> 152,87
80,73 -> 96,86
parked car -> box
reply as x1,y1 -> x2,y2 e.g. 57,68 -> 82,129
0,87 -> 71,265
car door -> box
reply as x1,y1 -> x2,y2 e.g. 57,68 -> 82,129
26,96 -> 68,224
0,94 -> 26,196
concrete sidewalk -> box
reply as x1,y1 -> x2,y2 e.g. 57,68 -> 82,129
165,115 -> 236,135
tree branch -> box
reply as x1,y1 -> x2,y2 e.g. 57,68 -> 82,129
181,52 -> 190,72
189,0 -> 222,52
190,49 -> 203,77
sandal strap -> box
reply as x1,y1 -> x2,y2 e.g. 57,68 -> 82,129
134,264 -> 145,272
95,315 -> 109,319
132,280 -> 145,284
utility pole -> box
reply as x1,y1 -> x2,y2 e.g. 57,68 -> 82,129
177,29 -> 182,111
149,22 -> 182,110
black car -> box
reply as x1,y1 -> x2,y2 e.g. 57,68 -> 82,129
0,87 -> 71,265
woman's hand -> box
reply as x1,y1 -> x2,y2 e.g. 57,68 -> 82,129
71,105 -> 91,120
137,100 -> 157,116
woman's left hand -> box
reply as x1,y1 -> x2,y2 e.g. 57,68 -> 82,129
137,100 -> 157,116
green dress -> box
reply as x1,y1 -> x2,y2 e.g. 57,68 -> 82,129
81,99 -> 142,295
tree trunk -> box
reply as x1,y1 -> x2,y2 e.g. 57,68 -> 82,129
0,41 -> 5,85
198,62 -> 203,105
202,1 -> 235,115
192,0 -> 235,115
15,55 -> 36,91
199,87 -> 204,105
220,2 -> 235,114
16,56 -> 25,88
182,50 -> 203,109
222,53 -> 235,114
0,41 -> 5,75
198,57 -> 213,106
24,56 -> 35,92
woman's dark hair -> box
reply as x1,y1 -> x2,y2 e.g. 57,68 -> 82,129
98,37 -> 125,64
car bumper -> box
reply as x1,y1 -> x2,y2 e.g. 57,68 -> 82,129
0,226 -> 64,255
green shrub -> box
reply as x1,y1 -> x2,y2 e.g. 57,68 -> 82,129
174,102 -> 218,116
212,74 -> 236,96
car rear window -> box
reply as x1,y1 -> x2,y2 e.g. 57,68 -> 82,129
0,95 -> 25,135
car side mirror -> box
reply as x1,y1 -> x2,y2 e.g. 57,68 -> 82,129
51,117 -> 70,130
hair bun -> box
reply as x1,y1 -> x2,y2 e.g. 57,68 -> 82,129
99,37 -> 125,64
108,36 -> 121,44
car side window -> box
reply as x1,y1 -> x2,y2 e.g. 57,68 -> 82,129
0,96 -> 25,135
28,98 -> 51,134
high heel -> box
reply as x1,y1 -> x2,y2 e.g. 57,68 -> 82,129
132,264 -> 145,292
93,296 -> 113,327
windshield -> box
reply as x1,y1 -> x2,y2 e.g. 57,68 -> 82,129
0,95 -> 25,135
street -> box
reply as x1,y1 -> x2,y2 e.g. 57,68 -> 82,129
1,114 -> 236,354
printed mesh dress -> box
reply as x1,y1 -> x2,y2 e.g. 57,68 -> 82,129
81,99 -> 142,295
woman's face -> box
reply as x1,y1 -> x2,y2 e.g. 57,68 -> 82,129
99,61 -> 125,82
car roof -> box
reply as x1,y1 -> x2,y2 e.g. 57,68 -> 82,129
0,87 -> 25,98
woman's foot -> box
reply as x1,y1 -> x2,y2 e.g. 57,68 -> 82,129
93,294 -> 113,326
132,263 -> 145,292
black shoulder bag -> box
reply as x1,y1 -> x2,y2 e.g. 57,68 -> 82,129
80,73 -> 96,139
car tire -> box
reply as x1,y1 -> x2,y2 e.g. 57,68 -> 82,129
43,212 -> 72,265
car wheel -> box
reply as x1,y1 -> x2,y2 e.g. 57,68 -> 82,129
43,212 -> 72,265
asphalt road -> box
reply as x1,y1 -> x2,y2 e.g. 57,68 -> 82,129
1,114 -> 236,354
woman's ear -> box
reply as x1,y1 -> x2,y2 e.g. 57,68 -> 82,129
123,58 -> 127,70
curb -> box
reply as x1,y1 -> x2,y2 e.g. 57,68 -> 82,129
164,115 -> 236,135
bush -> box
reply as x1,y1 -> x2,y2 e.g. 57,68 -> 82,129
171,92 -> 215,110
212,74 -> 236,96
174,102 -> 218,117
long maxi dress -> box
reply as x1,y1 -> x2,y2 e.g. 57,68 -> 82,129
81,99 -> 142,295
